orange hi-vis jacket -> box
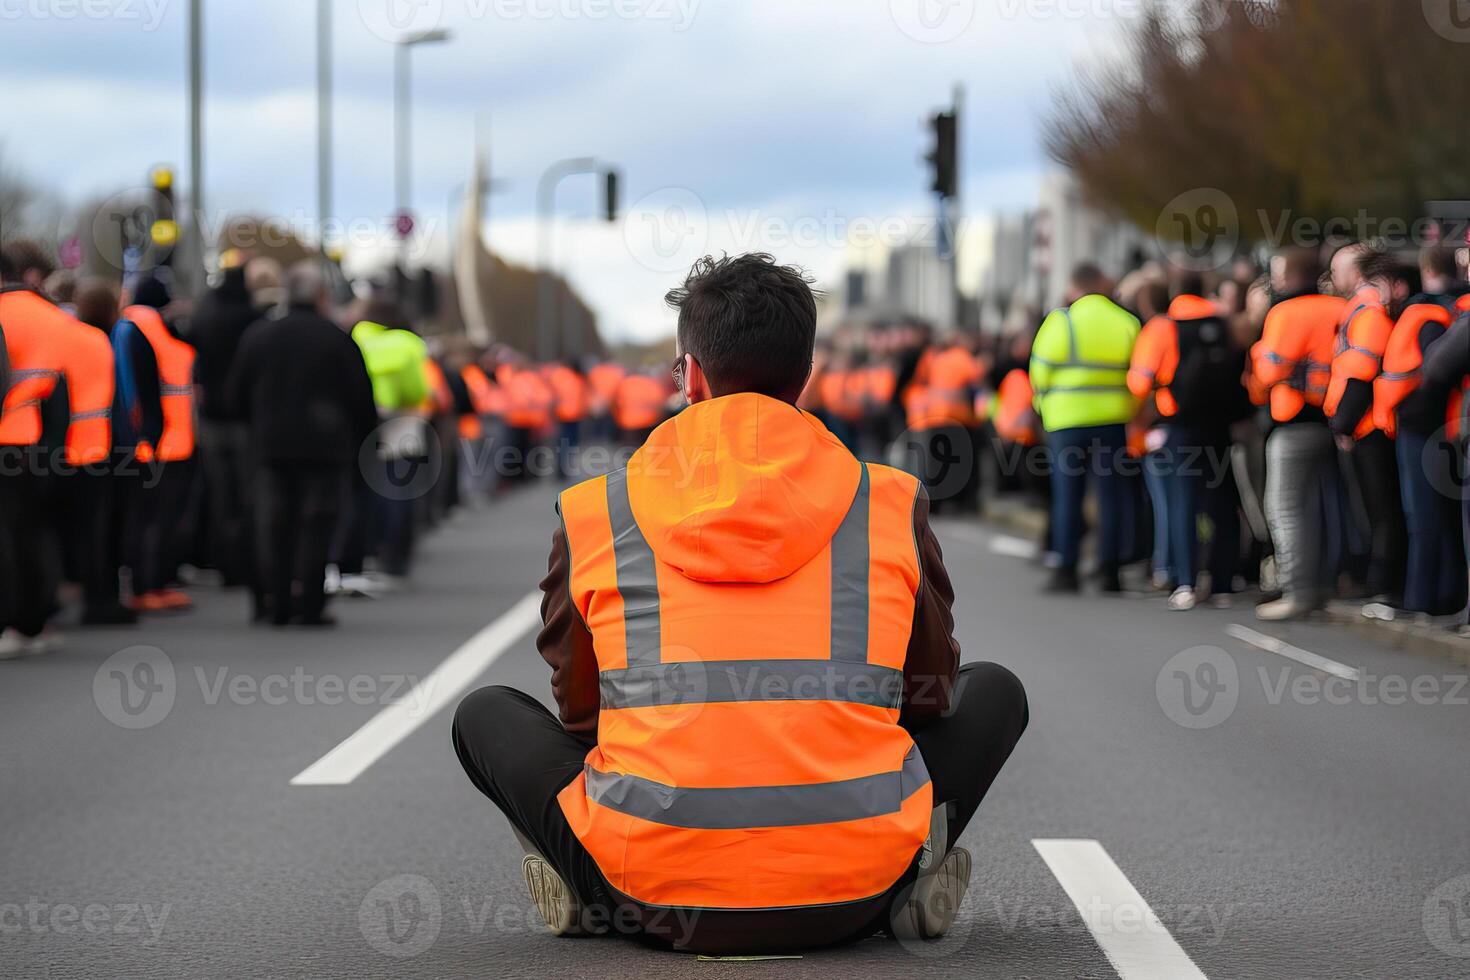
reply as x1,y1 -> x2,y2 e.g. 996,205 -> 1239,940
1252,294 -> 1346,424
123,304 -> 196,463
456,364 -> 495,440
866,363 -> 898,407
1373,303 -> 1456,438
555,393 -> 932,910
992,368 -> 1039,446
587,362 -> 626,416
548,365 -> 590,423
1128,313 -> 1181,417
818,369 -> 867,423
613,374 -> 667,431
919,346 -> 983,428
1326,287 -> 1395,440
503,368 -> 554,430
0,289 -> 114,465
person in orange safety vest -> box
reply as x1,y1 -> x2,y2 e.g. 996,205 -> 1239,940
451,253 -> 1027,953
612,371 -> 668,445
1326,245 -> 1406,606
0,272 -> 115,649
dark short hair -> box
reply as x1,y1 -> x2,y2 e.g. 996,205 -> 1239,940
1069,262 -> 1109,296
1355,247 -> 1396,284
666,253 -> 817,402
1420,244 -> 1457,280
2,239 -> 55,284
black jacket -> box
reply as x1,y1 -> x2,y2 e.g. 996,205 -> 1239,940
190,268 -> 262,422
225,305 -> 378,465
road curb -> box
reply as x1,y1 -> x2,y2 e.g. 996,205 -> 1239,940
979,503 -> 1470,668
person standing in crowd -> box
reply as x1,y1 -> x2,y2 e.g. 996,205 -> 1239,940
72,277 -> 144,625
1326,245 -> 1406,607
226,262 -> 377,627
613,369 -> 668,446
1251,249 -> 1344,620
189,251 -> 265,588
1030,264 -> 1140,593
920,335 -> 986,514
0,245 -> 115,656
547,359 -> 589,479
117,274 -> 196,613
1422,303 -> 1470,636
1373,245 -> 1466,617
1128,280 -> 1174,592
1129,287 -> 1251,610
585,360 -> 626,442
350,293 -> 430,581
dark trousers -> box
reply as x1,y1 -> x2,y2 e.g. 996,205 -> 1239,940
254,461 -> 346,624
0,469 -> 50,637
452,661 -> 1028,954
1397,430 -> 1467,615
126,461 -> 187,594
1349,431 -> 1407,604
80,465 -> 138,613
1047,423 -> 1128,573
199,420 -> 254,587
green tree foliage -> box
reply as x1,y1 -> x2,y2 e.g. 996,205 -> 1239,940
1045,0 -> 1470,247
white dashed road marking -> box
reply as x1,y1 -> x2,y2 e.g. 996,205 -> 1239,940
1223,624 -> 1360,682
291,590 -> 543,786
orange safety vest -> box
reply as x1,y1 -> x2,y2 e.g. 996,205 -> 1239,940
1325,289 -> 1394,440
992,368 -> 1039,446
555,396 -> 931,910
1128,313 -> 1181,417
1372,303 -> 1455,438
587,363 -> 626,415
819,369 -> 867,423
549,365 -> 590,423
614,375 -> 667,431
866,363 -> 898,407
922,347 -> 983,427
123,305 -> 196,463
0,289 -> 114,465
1252,295 -> 1345,424
504,368 -> 554,430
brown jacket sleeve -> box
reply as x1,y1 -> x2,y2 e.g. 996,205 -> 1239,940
538,520 -> 600,744
900,489 -> 961,732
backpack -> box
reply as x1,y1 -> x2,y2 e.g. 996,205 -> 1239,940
1171,314 -> 1250,424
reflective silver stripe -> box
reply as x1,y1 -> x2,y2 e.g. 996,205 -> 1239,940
584,748 -> 929,830
160,383 -> 194,396
71,408 -> 111,421
1379,370 -> 1417,382
599,658 -> 903,711
606,467 -> 661,667
1262,350 -> 1293,366
1033,355 -> 1133,372
1041,384 -> 1132,394
9,367 -> 58,383
830,463 -> 869,663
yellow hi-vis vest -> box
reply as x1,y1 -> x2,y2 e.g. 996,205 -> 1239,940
1029,294 -> 1140,432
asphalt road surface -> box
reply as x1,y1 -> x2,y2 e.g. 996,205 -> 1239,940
3,481 -> 1469,979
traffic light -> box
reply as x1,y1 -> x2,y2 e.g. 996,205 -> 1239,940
926,110 -> 957,199
148,165 -> 179,264
604,169 -> 620,223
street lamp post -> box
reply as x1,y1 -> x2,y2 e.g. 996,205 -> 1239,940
317,0 -> 332,262
535,158 -> 622,361
393,28 -> 452,269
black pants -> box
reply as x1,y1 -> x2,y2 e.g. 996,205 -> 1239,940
80,465 -> 138,614
199,420 -> 254,587
1350,431 -> 1407,604
452,661 -> 1028,953
254,461 -> 347,624
0,469 -> 50,637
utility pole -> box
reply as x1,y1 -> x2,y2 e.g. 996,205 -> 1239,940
535,158 -> 620,361
317,0 -> 332,260
925,86 -> 962,330
186,0 -> 204,293
393,29 -> 452,271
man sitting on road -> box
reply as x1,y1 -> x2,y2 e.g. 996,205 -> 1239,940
453,253 -> 1028,953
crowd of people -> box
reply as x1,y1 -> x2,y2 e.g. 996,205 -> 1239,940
0,239 -> 681,654
3,232 -> 1468,654
797,240 -> 1470,631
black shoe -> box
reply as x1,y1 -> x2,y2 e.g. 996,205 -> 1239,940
1044,568 -> 1081,594
80,603 -> 139,626
1096,565 -> 1123,594
293,613 -> 339,628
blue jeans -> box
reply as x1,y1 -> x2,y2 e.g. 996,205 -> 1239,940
1397,430 -> 1467,614
1144,451 -> 1170,578
1047,424 -> 1128,573
1159,426 -> 1202,590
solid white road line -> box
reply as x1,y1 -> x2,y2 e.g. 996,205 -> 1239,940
1222,623 -> 1361,682
290,590 -> 543,786
934,522 -> 1040,560
1032,839 -> 1209,980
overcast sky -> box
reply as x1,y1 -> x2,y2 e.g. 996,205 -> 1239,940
2,0 -> 1134,340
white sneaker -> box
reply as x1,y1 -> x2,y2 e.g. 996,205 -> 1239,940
1361,602 -> 1397,622
1257,594 -> 1317,621
522,853 -> 585,937
25,630 -> 61,655
1168,586 -> 1197,612
0,629 -> 27,661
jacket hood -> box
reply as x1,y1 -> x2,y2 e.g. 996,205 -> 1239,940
625,392 -> 861,585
